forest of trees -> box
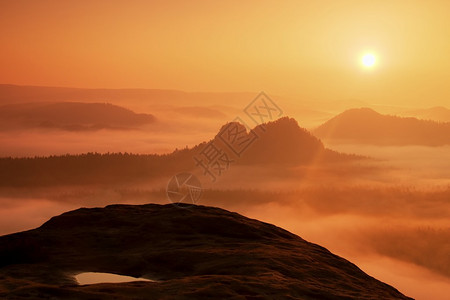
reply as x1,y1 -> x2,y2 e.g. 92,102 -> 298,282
0,117 -> 363,187
0,150 -> 194,187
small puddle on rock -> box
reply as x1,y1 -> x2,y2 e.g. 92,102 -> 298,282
75,272 -> 154,285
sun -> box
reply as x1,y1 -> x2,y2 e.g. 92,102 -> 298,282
361,53 -> 376,67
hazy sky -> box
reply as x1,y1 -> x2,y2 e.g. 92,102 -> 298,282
1,0 -> 449,106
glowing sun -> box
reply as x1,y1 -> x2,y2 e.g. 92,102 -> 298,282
361,53 -> 376,67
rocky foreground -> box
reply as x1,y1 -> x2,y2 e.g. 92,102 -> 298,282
0,204 -> 412,299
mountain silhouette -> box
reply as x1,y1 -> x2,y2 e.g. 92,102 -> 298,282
401,106 -> 450,123
171,106 -> 228,119
0,203 -> 412,299
0,117 -> 360,187
208,117 -> 358,164
313,107 -> 450,146
0,84 -> 255,108
0,102 -> 155,131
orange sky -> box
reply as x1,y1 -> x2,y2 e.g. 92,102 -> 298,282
1,0 -> 449,106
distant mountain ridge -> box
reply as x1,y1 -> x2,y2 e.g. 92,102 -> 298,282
0,84 -> 256,108
400,106 -> 450,123
314,107 -> 450,146
0,117 -> 361,187
0,102 -> 155,131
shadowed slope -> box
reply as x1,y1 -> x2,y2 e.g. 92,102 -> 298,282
0,203 -> 411,299
0,117 -> 362,187
207,117 -> 360,165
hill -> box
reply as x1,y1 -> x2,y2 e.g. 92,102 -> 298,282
0,102 -> 155,131
0,117 -> 360,187
0,203 -> 412,299
313,107 -> 450,146
400,106 -> 450,123
0,84 -> 256,109
212,117 -> 357,164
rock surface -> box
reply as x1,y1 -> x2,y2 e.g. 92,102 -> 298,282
0,203 -> 412,299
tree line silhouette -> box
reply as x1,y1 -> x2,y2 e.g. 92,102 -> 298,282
0,150 -> 193,187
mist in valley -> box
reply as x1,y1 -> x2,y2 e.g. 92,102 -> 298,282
0,140 -> 449,299
0,86 -> 449,299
